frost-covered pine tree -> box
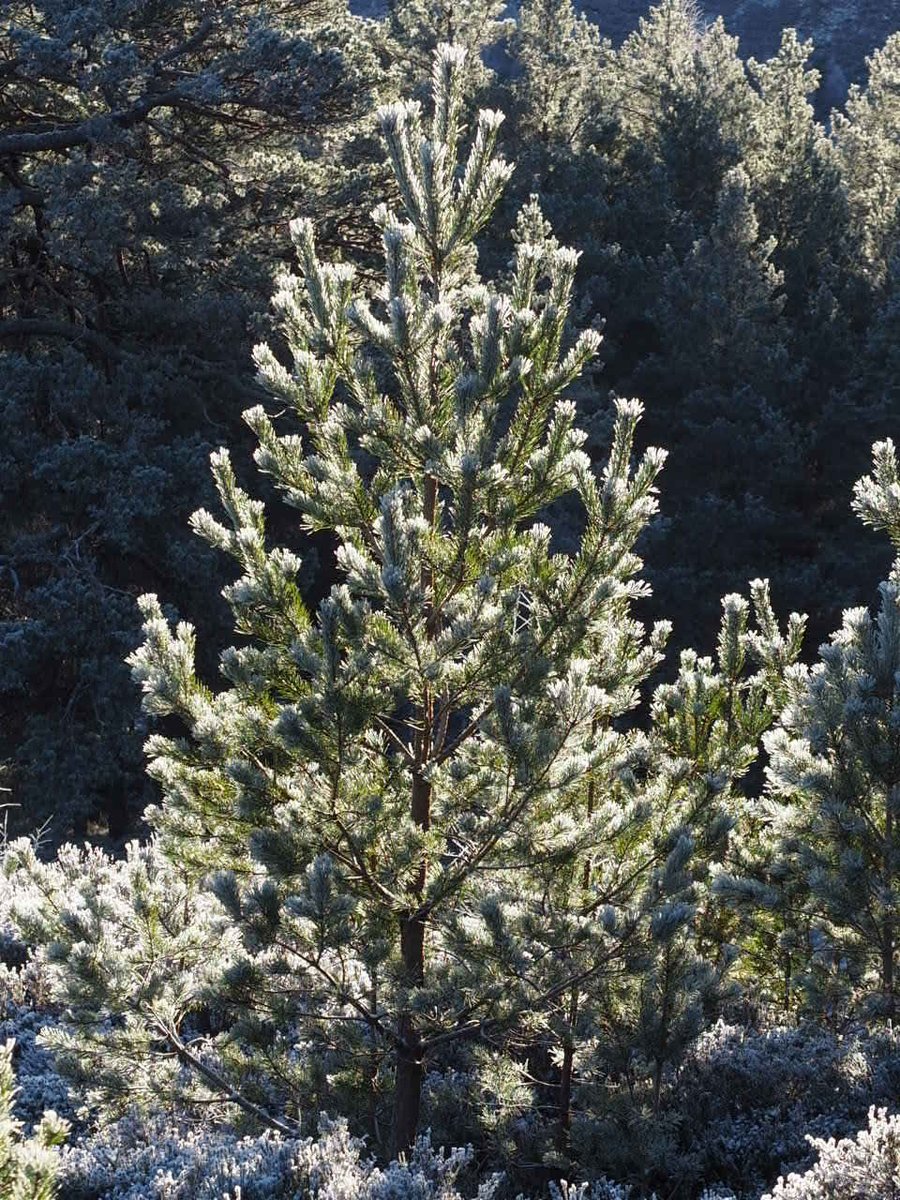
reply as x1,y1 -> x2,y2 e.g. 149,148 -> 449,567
833,33 -> 900,291
651,165 -> 787,394
123,45 -> 668,1155
760,441 -> 900,1016
385,0 -> 512,93
577,583 -> 804,1128
510,0 -> 609,151
745,30 -> 850,321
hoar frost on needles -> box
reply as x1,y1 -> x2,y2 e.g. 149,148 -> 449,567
127,42 -> 671,1156
3,42 -> 797,1164
0,1037 -> 68,1200
718,439 -> 900,1017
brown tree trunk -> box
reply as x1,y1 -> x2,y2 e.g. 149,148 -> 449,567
392,773 -> 431,1156
392,473 -> 438,1155
393,1009 -> 425,1157
557,1040 -> 575,1150
557,725 -> 597,1148
885,787 -> 897,1015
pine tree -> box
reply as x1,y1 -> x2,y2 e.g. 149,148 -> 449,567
510,0 -> 610,152
649,166 -> 787,394
745,30 -> 850,324
833,33 -> 900,292
583,584 -> 803,1124
759,441 -> 900,1016
385,0 -> 512,94
606,1 -> 752,233
0,0 -> 386,842
631,166 -> 806,650
122,45 -> 668,1155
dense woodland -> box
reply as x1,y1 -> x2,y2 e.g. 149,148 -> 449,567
3,1 -> 900,1196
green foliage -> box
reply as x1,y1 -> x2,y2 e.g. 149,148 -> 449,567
762,444 -> 900,1015
588,584 -> 804,1119
122,43 -> 680,1156
649,166 -> 787,394
5,0 -> 900,851
834,33 -> 900,291
7,41 -> 813,1159
763,1107 -> 900,1200
4,839 -> 241,1122
0,0 -> 387,842
0,1040 -> 67,1200
608,1 -> 752,228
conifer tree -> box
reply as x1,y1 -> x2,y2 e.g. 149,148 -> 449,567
385,0 -> 512,93
650,166 -> 787,394
745,30 -> 850,324
833,33 -> 900,291
123,45 -> 669,1155
757,441 -> 900,1016
510,0 -> 610,152
577,584 -> 803,1128
606,1 -> 752,232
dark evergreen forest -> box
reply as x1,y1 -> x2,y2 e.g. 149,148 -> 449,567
2,2 -> 900,1196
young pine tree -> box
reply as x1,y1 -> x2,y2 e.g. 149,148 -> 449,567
588,584 -> 804,1123
127,46 -> 668,1155
759,441 -> 900,1016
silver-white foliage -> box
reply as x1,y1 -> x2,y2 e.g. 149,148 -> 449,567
763,1107 -> 900,1199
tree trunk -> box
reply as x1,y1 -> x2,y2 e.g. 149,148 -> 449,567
393,1010 -> 425,1157
883,935 -> 895,1013
556,985 -> 580,1150
884,786 -> 897,1014
392,772 -> 431,1156
392,473 -> 438,1155
557,1040 -> 575,1151
557,724 -> 597,1148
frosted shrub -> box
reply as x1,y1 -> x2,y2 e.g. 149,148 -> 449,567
1,839 -> 242,1120
0,1010 -> 70,1130
0,937 -> 69,1128
763,1107 -> 900,1198
543,1180 -> 643,1200
665,1022 -> 900,1192
59,1115 -> 500,1200
569,1020 -> 900,1195
0,1038 -> 68,1200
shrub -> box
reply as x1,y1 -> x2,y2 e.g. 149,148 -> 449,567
58,1115 -> 500,1200
0,1038 -> 68,1200
763,1107 -> 900,1199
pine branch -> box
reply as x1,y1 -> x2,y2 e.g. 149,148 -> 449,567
150,1017 -> 299,1137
